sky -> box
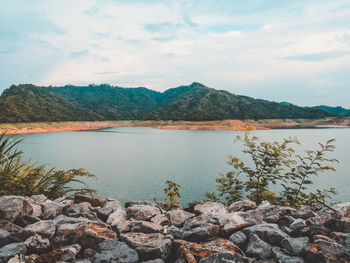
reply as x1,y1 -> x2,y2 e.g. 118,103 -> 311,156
1,0 -> 350,107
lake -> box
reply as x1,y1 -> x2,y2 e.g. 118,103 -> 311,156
16,127 -> 350,205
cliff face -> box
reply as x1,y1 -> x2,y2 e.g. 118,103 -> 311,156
0,195 -> 349,262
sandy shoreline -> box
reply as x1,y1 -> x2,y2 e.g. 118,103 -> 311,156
0,118 -> 349,135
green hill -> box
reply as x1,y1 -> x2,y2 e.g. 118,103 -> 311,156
0,83 -> 335,122
313,105 -> 350,117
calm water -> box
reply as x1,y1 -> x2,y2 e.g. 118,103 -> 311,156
16,127 -> 350,205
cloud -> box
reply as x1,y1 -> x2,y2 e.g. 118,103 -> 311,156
1,0 -> 350,107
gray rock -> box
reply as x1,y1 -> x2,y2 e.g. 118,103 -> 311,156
30,195 -> 48,205
217,214 -> 251,236
93,240 -> 138,263
64,202 -> 98,220
229,231 -> 247,248
24,234 -> 50,253
0,229 -> 12,247
166,209 -> 195,227
246,234 -> 272,259
41,199 -> 73,220
228,200 -> 257,212
166,225 -> 184,239
271,247 -> 305,263
290,218 -> 306,230
183,214 -> 218,229
120,232 -> 173,261
75,260 -> 92,263
243,223 -> 290,246
0,242 -> 27,263
331,232 -> 350,247
303,239 -> 350,263
289,209 -> 316,219
332,202 -> 350,217
96,198 -> 123,220
0,220 -> 22,233
37,244 -> 81,262
0,196 -> 33,222
182,223 -> 220,242
127,205 -> 161,221
141,260 -> 164,263
336,218 -> 350,233
199,253 -> 254,263
281,236 -> 309,256
20,220 -> 57,238
106,207 -> 127,228
150,214 -> 169,226
194,202 -> 228,216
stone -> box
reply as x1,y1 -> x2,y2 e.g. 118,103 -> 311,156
243,223 -> 290,246
218,214 -> 251,236
20,220 -> 57,238
26,199 -> 42,218
182,224 -> 220,242
292,225 -> 331,239
331,232 -> 350,247
166,209 -> 195,227
64,202 -> 98,220
0,196 -> 33,222
332,202 -> 350,218
257,201 -> 271,209
175,238 -> 242,260
24,234 -> 50,254
116,220 -> 163,234
29,195 -> 48,206
96,198 -> 123,220
141,259 -> 164,263
289,209 -> 316,219
74,194 -> 103,207
270,247 -> 305,263
199,253 -> 254,263
41,199 -> 73,220
194,202 -> 228,216
36,244 -> 81,263
0,220 -> 22,233
121,232 -> 173,261
281,236 -> 309,256
93,240 -> 139,263
127,205 -> 161,221
183,214 -> 218,229
229,231 -> 247,248
0,229 -> 12,247
0,242 -> 27,263
336,217 -> 350,233
304,240 -> 350,263
236,210 -> 265,225
150,214 -> 170,226
313,234 -> 335,243
246,234 -> 272,259
166,225 -> 184,239
106,207 -> 127,228
290,218 -> 306,230
228,200 -> 257,213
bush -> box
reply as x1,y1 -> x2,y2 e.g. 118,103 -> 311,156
0,133 -> 96,199
206,133 -> 338,209
164,180 -> 181,207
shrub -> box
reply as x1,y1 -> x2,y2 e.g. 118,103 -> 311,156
0,133 -> 96,199
206,133 -> 338,209
164,180 -> 181,207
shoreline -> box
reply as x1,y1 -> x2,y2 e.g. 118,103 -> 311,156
0,118 -> 349,135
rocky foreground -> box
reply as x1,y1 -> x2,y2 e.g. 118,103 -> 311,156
0,195 -> 349,263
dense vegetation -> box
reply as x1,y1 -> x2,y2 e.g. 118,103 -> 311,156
206,133 -> 338,209
0,82 -> 335,122
313,105 -> 350,117
0,133 -> 96,198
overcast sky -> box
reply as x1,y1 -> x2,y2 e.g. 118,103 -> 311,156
1,0 -> 350,107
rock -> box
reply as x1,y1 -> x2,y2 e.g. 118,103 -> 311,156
24,234 -> 50,254
289,209 -> 316,219
236,210 -> 265,225
304,240 -> 350,263
183,214 -> 218,229
246,234 -> 272,259
151,214 -> 170,226
260,205 -> 286,223
116,220 -> 163,234
55,221 -> 117,248
228,200 -> 257,213
175,238 -> 242,260
0,229 -> 12,247
229,231 -> 247,248
290,218 -> 306,230
127,205 -> 161,221
166,209 -> 195,227
20,220 -> 57,238
313,234 -> 335,243
218,214 -> 251,236
0,242 -> 27,263
336,218 -> 350,233
141,259 -> 164,263
36,244 -> 81,263
281,236 -> 309,255
106,207 -> 127,228
332,202 -> 350,217
182,224 -> 220,242
243,224 -> 290,246
64,202 -> 98,220
96,198 -> 123,220
7,255 -> 28,263
257,201 -> 271,209
198,253 -> 254,263
26,199 -> 42,218
166,225 -> 184,239
0,196 -> 33,222
74,194 -> 103,207
120,232 -> 173,261
194,202 -> 228,216
292,225 -> 331,239
93,239 -> 139,263
0,220 -> 22,233
331,232 -> 350,247
30,195 -> 48,206
41,199 -> 73,220
270,247 -> 305,263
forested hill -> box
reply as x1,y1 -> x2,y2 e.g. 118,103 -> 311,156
0,82 -> 335,122
312,105 -> 350,117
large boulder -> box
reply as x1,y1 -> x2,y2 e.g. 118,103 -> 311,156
183,214 -> 218,229
64,202 -> 98,220
36,244 -> 81,263
243,223 -> 290,246
116,220 -> 163,234
303,240 -> 350,263
106,207 -> 127,229
199,253 -> 254,263
182,224 -> 220,242
19,220 -> 57,238
229,231 -> 247,248
93,240 -> 139,263
166,209 -> 195,227
151,214 -> 170,226
120,232 -> 173,261
24,234 -> 50,254
228,200 -> 257,213
0,196 -> 33,222
245,234 -> 272,259
96,198 -> 123,220
127,205 -> 161,221
194,202 -> 228,216
281,236 -> 309,256
41,199 -> 73,220
0,242 -> 27,263
217,214 -> 251,236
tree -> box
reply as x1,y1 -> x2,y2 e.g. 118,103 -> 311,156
206,133 -> 338,209
0,132 -> 96,199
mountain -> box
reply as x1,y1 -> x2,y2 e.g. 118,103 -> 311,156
0,83 -> 335,122
0,84 -> 103,122
312,105 -> 350,117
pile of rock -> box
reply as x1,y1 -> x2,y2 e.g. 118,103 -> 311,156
0,195 -> 349,262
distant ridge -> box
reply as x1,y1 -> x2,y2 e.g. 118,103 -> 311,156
0,83 -> 335,122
